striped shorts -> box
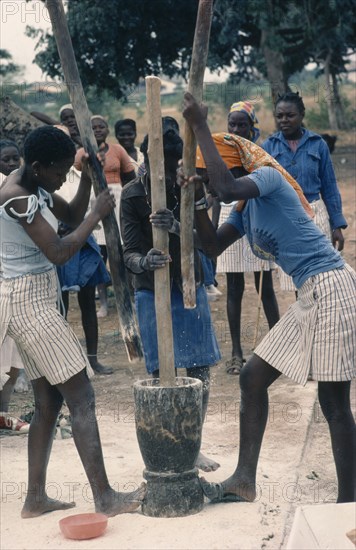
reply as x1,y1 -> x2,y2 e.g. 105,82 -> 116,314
0,269 -> 94,385
254,264 -> 356,385
216,203 -> 275,273
278,199 -> 332,291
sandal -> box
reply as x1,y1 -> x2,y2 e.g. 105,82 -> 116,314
225,356 -> 245,375
0,413 -> 30,434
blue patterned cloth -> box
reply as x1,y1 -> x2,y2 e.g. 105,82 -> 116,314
135,284 -> 221,374
57,234 -> 110,291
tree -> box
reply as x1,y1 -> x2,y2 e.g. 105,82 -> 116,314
0,49 -> 22,79
210,0 -> 312,104
28,0 -> 315,105
27,0 -> 355,125
305,0 -> 356,129
26,0 -> 199,100
209,0 -> 356,123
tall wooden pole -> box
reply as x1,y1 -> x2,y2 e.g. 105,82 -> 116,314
180,0 -> 214,308
145,77 -> 175,387
45,0 -> 142,362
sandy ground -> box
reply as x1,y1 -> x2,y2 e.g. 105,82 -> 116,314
1,141 -> 355,549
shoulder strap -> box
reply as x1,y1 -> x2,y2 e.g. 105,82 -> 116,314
1,195 -> 39,224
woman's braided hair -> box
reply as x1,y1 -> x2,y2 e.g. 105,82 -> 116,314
275,91 -> 305,115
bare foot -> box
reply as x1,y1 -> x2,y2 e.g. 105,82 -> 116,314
97,306 -> 108,318
200,475 -> 256,502
195,451 -> 220,472
21,497 -> 76,518
95,483 -> 146,517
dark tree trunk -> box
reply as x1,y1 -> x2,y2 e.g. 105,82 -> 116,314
260,29 -> 289,108
332,71 -> 348,129
324,52 -> 339,131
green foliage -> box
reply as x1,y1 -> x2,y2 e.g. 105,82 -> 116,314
306,89 -> 356,130
305,101 -> 331,130
306,0 -> 356,76
0,49 -> 21,78
27,0 -> 198,99
25,0 -> 356,104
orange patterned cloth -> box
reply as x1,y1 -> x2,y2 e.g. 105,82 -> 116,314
196,133 -> 314,217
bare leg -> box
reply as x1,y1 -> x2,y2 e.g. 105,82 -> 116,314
253,271 -> 280,329
97,284 -> 108,317
318,381 -> 356,503
61,290 -> 69,318
22,372 -> 144,518
97,245 -> 108,318
57,371 -> 144,516
202,355 -> 281,501
0,367 -> 19,412
226,273 -> 244,373
21,377 -> 71,518
187,366 -> 220,472
14,369 -> 29,393
77,287 -> 113,375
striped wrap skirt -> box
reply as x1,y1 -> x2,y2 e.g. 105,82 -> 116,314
278,199 -> 332,291
216,203 -> 275,273
254,264 -> 356,385
0,269 -> 94,385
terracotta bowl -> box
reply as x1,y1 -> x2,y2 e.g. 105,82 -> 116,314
59,512 -> 108,540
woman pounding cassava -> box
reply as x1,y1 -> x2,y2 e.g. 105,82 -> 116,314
0,126 -> 145,518
180,92 -> 355,505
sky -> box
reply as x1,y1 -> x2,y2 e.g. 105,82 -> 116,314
1,0 -> 52,82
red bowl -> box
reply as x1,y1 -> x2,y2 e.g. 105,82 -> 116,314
59,513 -> 108,540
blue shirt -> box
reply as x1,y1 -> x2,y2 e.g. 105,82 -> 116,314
262,129 -> 347,230
226,167 -> 344,288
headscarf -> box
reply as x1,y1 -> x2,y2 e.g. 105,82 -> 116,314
59,103 -> 73,117
229,101 -> 260,143
91,115 -> 108,125
196,132 -> 314,218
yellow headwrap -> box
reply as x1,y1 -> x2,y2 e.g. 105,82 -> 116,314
229,101 -> 260,142
196,133 -> 314,217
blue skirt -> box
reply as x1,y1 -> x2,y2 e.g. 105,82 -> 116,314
57,235 -> 111,291
135,284 -> 221,374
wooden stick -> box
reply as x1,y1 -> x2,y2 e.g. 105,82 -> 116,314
45,0 -> 143,362
252,270 -> 264,349
181,0 -> 214,309
145,77 -> 175,387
